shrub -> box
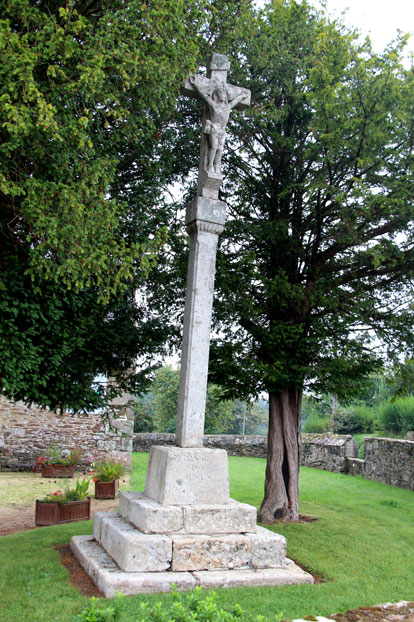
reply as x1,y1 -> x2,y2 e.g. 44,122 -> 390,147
75,597 -> 118,622
379,396 -> 414,434
74,588 -> 275,622
302,413 -> 331,433
137,587 -> 244,621
332,405 -> 374,434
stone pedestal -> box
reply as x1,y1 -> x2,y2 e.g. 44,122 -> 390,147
71,446 -> 313,596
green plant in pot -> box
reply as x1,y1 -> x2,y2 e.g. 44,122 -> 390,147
34,445 -> 83,478
92,451 -> 129,499
35,479 -> 91,525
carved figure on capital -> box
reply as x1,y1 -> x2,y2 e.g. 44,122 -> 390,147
188,74 -> 249,174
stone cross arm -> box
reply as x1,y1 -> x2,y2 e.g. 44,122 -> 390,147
182,76 -> 251,110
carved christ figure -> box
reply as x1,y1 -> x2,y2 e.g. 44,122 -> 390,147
189,74 -> 249,174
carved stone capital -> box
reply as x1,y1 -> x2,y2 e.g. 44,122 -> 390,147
186,221 -> 225,236
186,196 -> 226,229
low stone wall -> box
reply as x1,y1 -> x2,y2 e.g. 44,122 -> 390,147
300,433 -> 358,473
133,432 -> 356,468
363,437 -> 414,490
0,395 -> 134,470
133,433 -> 268,457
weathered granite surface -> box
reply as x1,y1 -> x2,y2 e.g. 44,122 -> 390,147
70,530 -> 312,597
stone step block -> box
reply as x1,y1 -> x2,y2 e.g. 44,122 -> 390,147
99,514 -> 172,572
183,500 -> 257,534
70,535 -> 313,597
170,527 -> 286,572
251,526 -> 287,568
193,562 -> 314,589
71,536 -> 196,597
120,492 -> 185,534
119,491 -> 257,535
94,510 -> 119,543
171,533 -> 251,571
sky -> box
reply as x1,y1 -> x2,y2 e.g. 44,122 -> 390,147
310,0 -> 414,59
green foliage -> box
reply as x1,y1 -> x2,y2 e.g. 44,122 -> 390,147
229,399 -> 269,435
40,478 -> 89,504
146,366 -> 235,434
137,587 -> 246,622
386,358 -> 414,399
302,414 -> 331,434
134,395 -> 155,433
75,596 -> 120,622
379,396 -> 414,433
0,0 -> 208,410
0,0 -> 207,297
92,452 -> 129,482
184,1 -> 414,404
0,265 -> 167,410
332,405 -> 375,434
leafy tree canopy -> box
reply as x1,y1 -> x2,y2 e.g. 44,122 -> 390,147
0,0 -> 210,409
134,365 -> 235,435
0,0 -> 206,298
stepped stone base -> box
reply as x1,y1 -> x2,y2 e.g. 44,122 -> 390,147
71,448 -> 313,596
71,535 -> 313,597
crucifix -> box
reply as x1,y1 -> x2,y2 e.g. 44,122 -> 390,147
176,54 -> 251,448
182,53 -> 251,200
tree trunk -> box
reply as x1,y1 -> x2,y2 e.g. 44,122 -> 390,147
258,387 -> 301,523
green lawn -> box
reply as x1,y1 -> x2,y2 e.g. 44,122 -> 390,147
1,453 -> 413,622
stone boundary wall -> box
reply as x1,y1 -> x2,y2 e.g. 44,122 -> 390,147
133,433 -> 414,490
133,432 -> 356,468
132,433 -> 268,458
363,437 -> 414,490
0,395 -> 134,471
345,457 -> 364,477
300,433 -> 358,473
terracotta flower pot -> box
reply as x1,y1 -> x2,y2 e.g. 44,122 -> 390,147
41,464 -> 76,478
94,479 -> 119,499
35,497 -> 91,526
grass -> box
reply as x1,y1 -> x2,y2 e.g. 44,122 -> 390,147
1,453 -> 413,621
0,471 -> 132,507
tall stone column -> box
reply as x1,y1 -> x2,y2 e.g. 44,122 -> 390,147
176,197 -> 226,447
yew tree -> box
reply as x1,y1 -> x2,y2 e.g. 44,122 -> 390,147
204,1 -> 414,521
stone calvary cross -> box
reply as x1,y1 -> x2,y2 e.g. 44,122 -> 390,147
176,53 -> 251,447
71,53 -> 313,595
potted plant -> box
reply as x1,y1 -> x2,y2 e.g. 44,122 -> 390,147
35,479 -> 91,526
34,446 -> 82,478
92,451 -> 129,499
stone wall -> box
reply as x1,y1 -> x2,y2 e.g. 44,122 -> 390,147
133,433 -> 414,491
345,457 -> 364,477
133,433 -> 268,457
133,432 -> 356,468
363,437 -> 414,490
300,433 -> 358,473
0,395 -> 134,471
